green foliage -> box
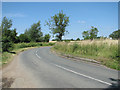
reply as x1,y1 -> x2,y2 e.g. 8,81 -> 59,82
24,21 -> 43,42
109,29 -> 120,40
15,42 -> 55,49
2,52 -> 12,64
46,10 -> 69,41
1,17 -> 17,52
82,26 -> 99,40
44,34 -> 51,42
19,34 -> 30,43
76,38 -> 80,41
82,31 -> 89,40
2,39 -> 14,52
89,26 -> 99,40
53,41 -> 119,70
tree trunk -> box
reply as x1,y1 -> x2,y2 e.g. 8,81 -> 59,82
58,33 -> 62,41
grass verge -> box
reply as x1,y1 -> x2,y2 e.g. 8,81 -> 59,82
52,39 -> 119,70
1,42 -> 55,67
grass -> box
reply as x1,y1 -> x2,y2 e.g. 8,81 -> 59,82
1,42 -> 55,66
52,39 -> 119,70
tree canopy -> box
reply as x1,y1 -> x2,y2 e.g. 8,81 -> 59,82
46,10 -> 69,41
109,29 -> 120,40
82,26 -> 99,40
1,17 -> 18,52
24,21 -> 43,42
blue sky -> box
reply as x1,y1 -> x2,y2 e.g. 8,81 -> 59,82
2,2 -> 118,40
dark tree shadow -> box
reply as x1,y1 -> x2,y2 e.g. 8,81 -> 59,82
8,51 -> 16,54
104,78 -> 120,90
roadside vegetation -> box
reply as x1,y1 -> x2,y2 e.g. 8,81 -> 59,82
52,39 -> 119,70
2,42 -> 55,66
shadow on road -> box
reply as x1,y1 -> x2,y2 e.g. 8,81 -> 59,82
104,78 -> 120,90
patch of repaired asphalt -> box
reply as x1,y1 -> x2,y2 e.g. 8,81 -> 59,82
2,77 -> 15,88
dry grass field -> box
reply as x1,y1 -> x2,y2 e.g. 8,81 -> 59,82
52,39 -> 119,70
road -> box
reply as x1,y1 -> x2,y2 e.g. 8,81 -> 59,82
9,47 -> 118,88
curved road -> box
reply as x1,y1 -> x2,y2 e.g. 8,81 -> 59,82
17,47 -> 118,88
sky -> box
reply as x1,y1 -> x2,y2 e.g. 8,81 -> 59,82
2,2 -> 118,40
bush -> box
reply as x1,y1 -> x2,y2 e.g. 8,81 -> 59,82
48,43 -> 55,46
14,42 -> 55,49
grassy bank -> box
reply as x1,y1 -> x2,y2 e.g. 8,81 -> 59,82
1,42 -> 55,66
52,39 -> 119,70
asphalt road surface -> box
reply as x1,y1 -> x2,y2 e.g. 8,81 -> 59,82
17,47 -> 118,88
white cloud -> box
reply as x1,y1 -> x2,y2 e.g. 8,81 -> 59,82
78,20 -> 86,24
3,13 -> 26,18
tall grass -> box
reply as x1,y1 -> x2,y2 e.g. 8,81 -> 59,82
53,39 -> 119,70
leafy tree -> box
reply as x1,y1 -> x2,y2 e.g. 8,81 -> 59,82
10,28 -> 18,43
19,34 -> 30,43
109,29 -> 120,40
44,34 -> 51,42
76,38 -> 80,41
89,26 -> 99,40
71,39 -> 74,41
24,21 -> 43,42
1,17 -> 17,52
82,26 -> 99,40
82,31 -> 89,40
46,10 -> 69,41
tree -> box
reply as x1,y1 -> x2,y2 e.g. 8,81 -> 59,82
24,21 -> 43,42
44,34 -> 51,42
10,28 -> 18,43
46,10 -> 69,41
89,26 -> 99,40
82,26 -> 99,40
109,29 -> 120,40
19,34 -> 30,43
82,31 -> 89,40
71,39 -> 74,41
76,38 -> 80,41
1,17 -> 17,52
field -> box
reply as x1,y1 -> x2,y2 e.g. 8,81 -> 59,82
52,39 -> 119,70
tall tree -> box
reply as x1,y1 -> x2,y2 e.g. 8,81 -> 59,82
19,34 -> 30,43
82,26 -> 99,40
82,31 -> 89,40
109,29 -> 120,40
1,17 -> 17,52
44,34 -> 51,42
46,10 -> 69,41
89,26 -> 99,40
25,21 -> 43,42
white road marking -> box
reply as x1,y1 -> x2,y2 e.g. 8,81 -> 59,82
53,64 -> 112,86
36,50 -> 41,59
36,54 -> 41,59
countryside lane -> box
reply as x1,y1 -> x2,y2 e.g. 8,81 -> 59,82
18,47 -> 118,88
